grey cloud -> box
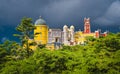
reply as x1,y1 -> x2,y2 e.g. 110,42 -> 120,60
0,0 -> 116,27
94,0 -> 120,25
0,0 -> 51,24
41,0 -> 114,27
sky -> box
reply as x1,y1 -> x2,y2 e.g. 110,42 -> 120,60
0,0 -> 120,42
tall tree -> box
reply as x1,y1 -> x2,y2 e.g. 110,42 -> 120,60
14,17 -> 35,57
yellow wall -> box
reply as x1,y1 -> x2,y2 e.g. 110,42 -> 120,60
23,39 -> 37,51
75,31 -> 95,44
34,25 -> 48,44
28,39 -> 37,50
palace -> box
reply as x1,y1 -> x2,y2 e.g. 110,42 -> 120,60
29,16 -> 107,50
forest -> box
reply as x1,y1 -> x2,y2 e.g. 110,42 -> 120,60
0,17 -> 120,74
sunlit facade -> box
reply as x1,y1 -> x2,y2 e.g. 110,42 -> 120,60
29,17 -> 107,50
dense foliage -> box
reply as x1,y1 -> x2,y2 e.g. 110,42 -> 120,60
0,18 -> 120,74
13,17 -> 35,57
0,33 -> 120,74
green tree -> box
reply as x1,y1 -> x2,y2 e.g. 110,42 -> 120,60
0,47 -> 8,70
1,32 -> 120,74
14,17 -> 35,57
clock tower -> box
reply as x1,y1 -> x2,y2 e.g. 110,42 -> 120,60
84,18 -> 91,33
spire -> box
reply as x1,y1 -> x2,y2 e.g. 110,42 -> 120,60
39,16 -> 42,19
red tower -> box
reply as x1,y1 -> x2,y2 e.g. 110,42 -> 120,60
84,18 -> 91,33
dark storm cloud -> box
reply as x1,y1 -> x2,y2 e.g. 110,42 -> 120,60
0,0 -> 51,24
42,0 -> 114,26
95,0 -> 120,25
0,0 -> 119,27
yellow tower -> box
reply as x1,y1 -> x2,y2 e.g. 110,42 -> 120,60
34,16 -> 48,44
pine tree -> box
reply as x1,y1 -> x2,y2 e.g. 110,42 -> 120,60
14,17 -> 35,57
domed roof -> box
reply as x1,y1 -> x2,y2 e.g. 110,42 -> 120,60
70,25 -> 74,29
63,25 -> 68,29
35,16 -> 46,25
